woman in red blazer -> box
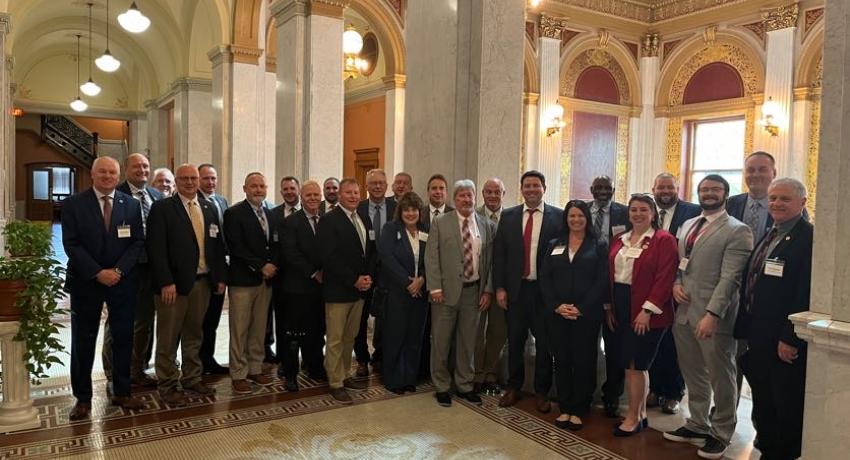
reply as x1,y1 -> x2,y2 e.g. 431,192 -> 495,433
607,194 -> 678,437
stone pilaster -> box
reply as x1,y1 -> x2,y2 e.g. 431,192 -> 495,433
629,32 -> 662,194
0,322 -> 41,433
171,77 -> 212,167
523,92 -> 539,197
536,15 -> 567,205
1,14 -> 11,249
383,75 -> 405,176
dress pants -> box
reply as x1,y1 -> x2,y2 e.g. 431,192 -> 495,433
102,264 -> 155,380
324,300 -> 365,389
264,299 -> 275,356
382,290 -> 428,389
549,315 -> 600,416
742,344 -> 806,460
673,322 -> 738,444
228,285 -> 272,379
505,280 -> 552,394
354,290 -> 383,365
473,300 -> 507,385
648,326 -> 686,401
431,284 -> 480,394
70,278 -> 137,401
199,291 -> 226,368
154,277 -> 210,392
277,290 -> 325,378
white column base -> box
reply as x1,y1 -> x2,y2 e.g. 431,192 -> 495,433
0,322 -> 40,433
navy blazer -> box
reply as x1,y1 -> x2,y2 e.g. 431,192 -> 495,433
61,188 -> 145,291
377,220 -> 427,294
668,200 -> 702,239
357,197 -> 397,232
224,200 -> 280,287
588,200 -> 630,240
117,181 -> 163,203
317,205 -> 376,302
539,237 -> 609,322
277,209 -> 322,294
726,193 -> 773,238
493,203 -> 564,301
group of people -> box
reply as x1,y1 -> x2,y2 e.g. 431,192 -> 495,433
61,150 -> 810,460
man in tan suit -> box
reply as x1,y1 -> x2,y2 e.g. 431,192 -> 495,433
425,179 -> 496,408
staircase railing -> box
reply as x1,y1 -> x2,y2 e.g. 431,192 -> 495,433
40,115 -> 97,168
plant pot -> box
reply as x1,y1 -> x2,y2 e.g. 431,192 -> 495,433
0,279 -> 26,321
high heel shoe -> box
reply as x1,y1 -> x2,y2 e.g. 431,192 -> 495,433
613,422 -> 643,437
642,417 -> 649,429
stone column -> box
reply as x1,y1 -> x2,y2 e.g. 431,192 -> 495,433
755,4 -> 798,173
790,0 -> 850,457
0,322 -> 41,433
523,92 -> 539,189
628,33 -> 662,193
404,0 -> 524,199
144,100 -> 169,170
789,88 -> 812,180
273,0 -> 344,185
383,74 -> 405,176
128,117 -> 148,156
535,15 -> 567,205
171,78 -> 212,167
1,14 -> 11,249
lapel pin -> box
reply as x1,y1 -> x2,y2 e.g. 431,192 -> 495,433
785,236 -> 790,241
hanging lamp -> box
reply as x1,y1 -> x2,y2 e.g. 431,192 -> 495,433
80,2 -> 101,96
118,1 -> 151,33
96,0 -> 121,72
70,35 -> 88,112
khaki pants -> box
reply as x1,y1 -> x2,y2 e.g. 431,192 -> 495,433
228,285 -> 272,379
473,302 -> 507,384
324,300 -> 365,389
431,285 -> 481,393
154,278 -> 210,392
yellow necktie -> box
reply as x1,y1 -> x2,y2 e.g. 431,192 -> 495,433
189,200 -> 207,273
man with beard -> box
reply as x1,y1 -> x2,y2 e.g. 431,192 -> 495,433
647,172 -> 701,414
664,174 -> 753,460
152,168 -> 175,197
392,172 -> 413,201
320,177 -> 340,214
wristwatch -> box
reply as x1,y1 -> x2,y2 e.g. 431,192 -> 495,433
114,267 -> 123,277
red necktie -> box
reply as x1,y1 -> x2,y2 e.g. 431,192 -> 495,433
523,209 -> 537,278
685,217 -> 707,258
102,196 -> 112,232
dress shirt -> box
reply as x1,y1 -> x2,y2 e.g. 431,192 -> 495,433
429,203 -> 447,223
457,211 -> 481,282
406,228 -> 420,277
127,182 -> 149,201
482,206 -> 502,224
284,202 -> 302,217
766,215 -> 802,256
94,188 -> 116,216
305,211 -> 320,233
658,202 -> 678,232
368,198 -> 388,227
590,201 -> 612,240
742,195 -> 769,242
522,202 -> 544,280
691,210 -> 727,244
614,228 -> 662,314
348,208 -> 367,251
202,191 -> 224,221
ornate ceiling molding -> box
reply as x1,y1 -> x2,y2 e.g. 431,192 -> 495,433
762,3 -> 799,32
540,14 -> 569,39
550,0 -> 751,23
561,49 -> 631,105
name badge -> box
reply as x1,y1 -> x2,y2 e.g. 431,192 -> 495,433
551,245 -> 566,256
678,258 -> 689,271
117,225 -> 131,238
419,232 -> 429,242
612,225 -> 627,236
764,259 -> 785,278
273,231 -> 279,243
209,224 -> 219,238
624,247 -> 643,259
368,230 -> 376,241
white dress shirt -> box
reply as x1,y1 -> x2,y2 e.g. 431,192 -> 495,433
613,228 -> 662,314
457,211 -> 481,282
94,188 -> 116,216
429,203 -> 447,223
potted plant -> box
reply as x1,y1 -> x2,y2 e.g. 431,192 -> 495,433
0,220 -> 67,382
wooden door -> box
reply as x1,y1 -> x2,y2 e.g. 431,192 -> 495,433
353,148 -> 379,199
27,166 -> 54,221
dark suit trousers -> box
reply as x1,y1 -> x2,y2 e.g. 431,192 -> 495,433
199,291 -> 226,367
71,279 -> 137,401
506,280 -> 553,394
101,264 -> 155,379
276,290 -> 325,378
382,290 -> 428,389
549,315 -> 600,416
601,303 -> 627,405
649,328 -> 686,400
742,344 -> 806,460
265,298 -> 276,355
354,289 -> 383,364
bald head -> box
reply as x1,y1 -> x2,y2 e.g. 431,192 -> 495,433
124,153 -> 151,188
91,156 -> 121,194
482,177 -> 505,212
175,163 -> 200,199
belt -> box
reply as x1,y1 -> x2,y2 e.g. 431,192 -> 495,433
462,280 -> 480,288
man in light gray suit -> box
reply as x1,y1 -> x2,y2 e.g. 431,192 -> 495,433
663,174 -> 753,460
426,179 -> 496,408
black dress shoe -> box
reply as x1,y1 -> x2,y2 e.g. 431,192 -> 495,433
203,363 -> 229,375
604,402 -> 620,418
554,418 -> 571,430
285,378 -> 299,392
613,423 -> 643,437
435,392 -> 452,407
386,387 -> 405,395
642,417 -> 649,429
68,401 -> 91,421
458,391 -> 482,405
403,385 -> 416,393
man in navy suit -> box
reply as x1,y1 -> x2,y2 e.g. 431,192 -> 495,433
648,172 -> 702,415
496,171 -> 564,412
62,156 -> 145,420
354,168 -> 397,376
102,153 -> 163,389
726,152 -> 777,244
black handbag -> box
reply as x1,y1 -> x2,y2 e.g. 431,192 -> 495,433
370,287 -> 389,318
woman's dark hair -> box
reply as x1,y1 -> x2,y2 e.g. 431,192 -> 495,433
393,191 -> 425,223
563,199 -> 596,240
628,193 -> 660,229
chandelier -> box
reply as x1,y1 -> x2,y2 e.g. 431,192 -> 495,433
342,24 -> 368,80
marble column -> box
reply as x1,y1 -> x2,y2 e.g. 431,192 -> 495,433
273,0 -> 344,185
0,322 -> 41,433
535,15 -> 566,206
128,117 -> 148,156
791,0 -> 850,457
789,90 -> 811,180
628,33 -> 662,194
1,14 -> 10,250
523,92 -> 539,187
755,4 -> 798,173
405,0 -> 524,199
383,74 -> 405,176
171,78 -> 212,167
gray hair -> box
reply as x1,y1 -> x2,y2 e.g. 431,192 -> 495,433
153,167 -> 173,178
453,179 -> 476,197
769,177 -> 807,198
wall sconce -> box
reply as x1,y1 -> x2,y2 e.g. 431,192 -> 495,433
545,101 -> 566,137
528,0 -> 543,8
759,96 -> 781,137
11,107 -> 24,117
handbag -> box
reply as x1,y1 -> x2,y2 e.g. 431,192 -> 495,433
370,286 -> 389,318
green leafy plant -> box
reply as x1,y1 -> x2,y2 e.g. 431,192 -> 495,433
0,220 -> 67,382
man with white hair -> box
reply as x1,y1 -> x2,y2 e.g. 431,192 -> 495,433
152,168 -> 175,197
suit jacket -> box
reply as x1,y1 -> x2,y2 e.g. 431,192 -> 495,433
316,205 -> 377,302
539,237 -> 609,322
425,210 -> 496,306
736,218 -> 812,349
357,197 -> 397,231
61,188 -> 145,291
117,181 -> 163,264
609,230 -> 679,328
587,200 -> 630,240
146,194 -> 227,296
200,192 -> 229,253
277,209 -> 322,294
419,204 -> 454,232
224,200 -> 280,287
667,200 -> 702,239
319,200 -> 337,215
378,220 -> 428,296
726,193 -> 772,237
675,213 -> 754,333
493,203 -> 564,302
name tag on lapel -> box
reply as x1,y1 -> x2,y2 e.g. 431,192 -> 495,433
273,231 -> 279,242
678,258 -> 689,271
612,225 -> 627,236
368,230 -> 376,241
764,259 -> 784,277
117,225 -> 131,238
624,247 -> 643,259
209,224 -> 219,238
419,232 -> 428,242
551,245 -> 566,256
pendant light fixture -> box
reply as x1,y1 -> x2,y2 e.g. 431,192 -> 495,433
118,1 -> 151,33
80,2 -> 101,96
70,34 -> 88,112
96,0 -> 121,72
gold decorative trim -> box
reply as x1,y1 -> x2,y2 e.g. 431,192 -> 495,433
524,92 -> 540,104
703,25 -> 718,45
651,0 -> 742,22
806,99 -> 819,220
561,49 -> 631,105
382,74 -> 407,90
230,44 -> 263,65
310,0 -> 348,19
740,21 -> 766,45
641,33 -> 660,57
762,3 -> 799,32
266,57 -> 277,73
598,29 -> 611,49
812,54 -> 823,88
744,106 -> 755,159
539,14 -> 569,40
665,117 -> 683,179
657,96 -> 755,118
559,107 -> 575,204
207,45 -> 233,67
668,43 -> 760,106
615,116 -> 630,202
803,8 -> 824,38
550,0 -> 650,23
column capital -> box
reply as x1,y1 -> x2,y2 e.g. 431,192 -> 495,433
524,92 -> 540,104
382,74 -> 406,90
207,45 -> 233,67
271,0 -> 347,22
762,3 -> 799,32
538,14 -> 568,40
230,44 -> 263,65
266,57 -> 277,73
641,32 -> 660,58
0,13 -> 10,34
170,77 -> 212,93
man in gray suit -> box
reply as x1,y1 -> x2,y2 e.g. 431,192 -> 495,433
426,179 -> 496,408
663,174 -> 753,460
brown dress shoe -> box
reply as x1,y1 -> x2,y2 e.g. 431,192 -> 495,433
111,395 -> 144,410
68,401 -> 91,421
356,363 -> 369,377
160,389 -> 188,406
184,381 -> 216,395
535,393 -> 552,413
132,374 -> 158,388
329,387 -> 353,405
343,378 -> 367,391
498,389 -> 521,407
231,379 -> 253,395
247,373 -> 274,386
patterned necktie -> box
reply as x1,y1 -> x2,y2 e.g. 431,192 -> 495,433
523,209 -> 537,278
373,203 -> 383,241
137,191 -> 149,235
685,217 -> 707,258
746,200 -> 762,240
659,208 -> 667,230
256,207 -> 268,239
462,217 -> 474,280
594,207 -> 605,240
102,195 -> 112,231
745,227 -> 779,308
189,201 -> 207,273
489,211 -> 498,224
310,215 -> 319,234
